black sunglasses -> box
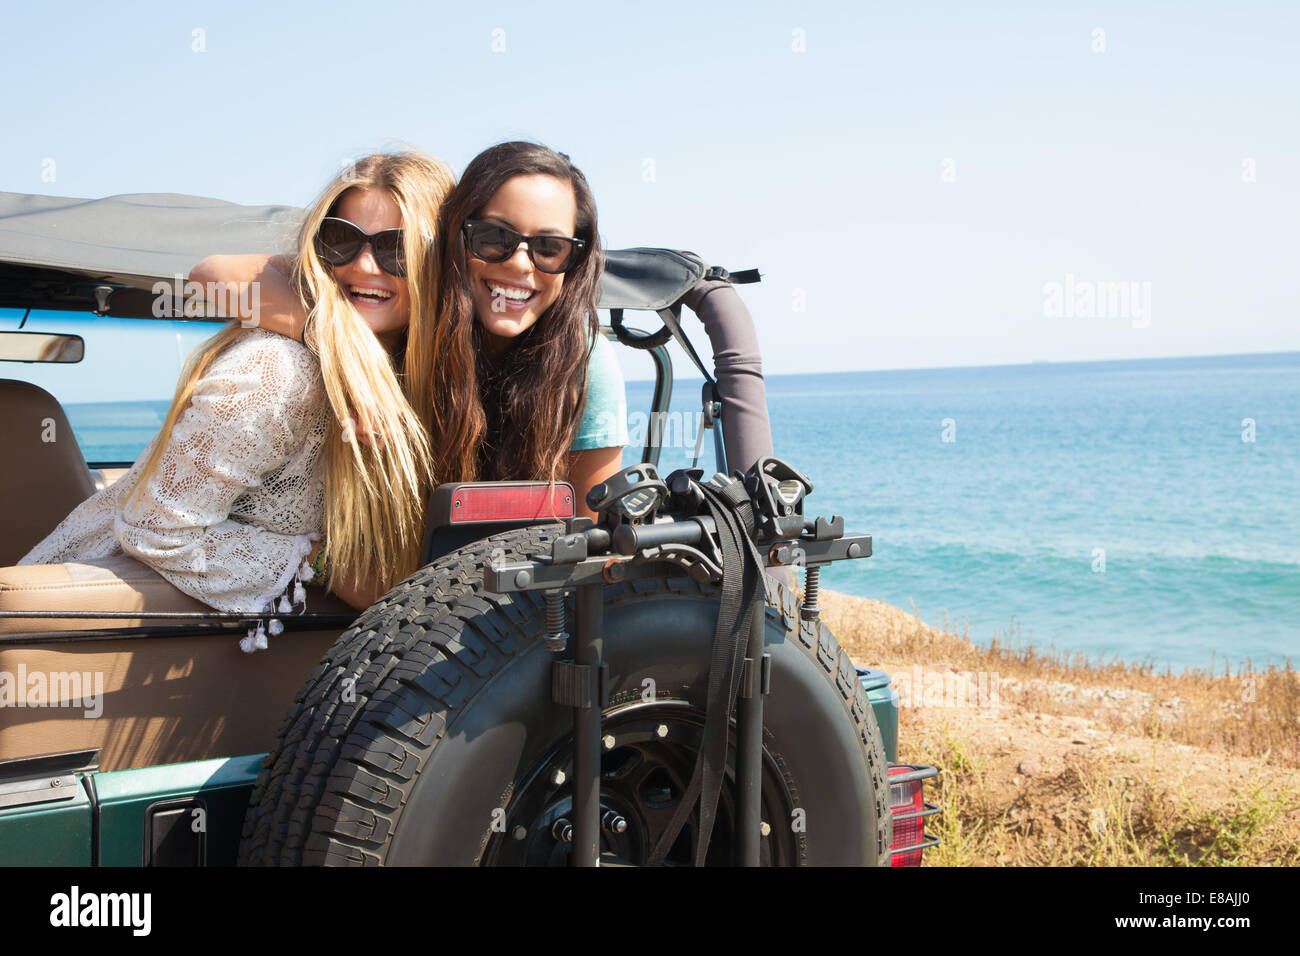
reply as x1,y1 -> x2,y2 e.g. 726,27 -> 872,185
461,220 -> 586,274
314,217 -> 407,277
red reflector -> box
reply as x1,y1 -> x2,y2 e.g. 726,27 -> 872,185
449,483 -> 575,523
888,765 -> 925,867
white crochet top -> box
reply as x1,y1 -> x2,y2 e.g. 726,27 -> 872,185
21,330 -> 330,616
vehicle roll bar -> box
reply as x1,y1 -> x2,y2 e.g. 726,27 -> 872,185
680,279 -> 773,475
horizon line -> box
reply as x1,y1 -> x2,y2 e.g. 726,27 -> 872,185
626,347 -> 1300,384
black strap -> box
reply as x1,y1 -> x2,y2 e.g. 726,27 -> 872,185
703,265 -> 762,285
655,305 -> 713,384
611,303 -> 715,388
646,477 -> 766,866
610,308 -> 673,350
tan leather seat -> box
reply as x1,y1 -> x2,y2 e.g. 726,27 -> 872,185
0,556 -> 356,771
0,555 -> 209,632
0,379 -> 95,566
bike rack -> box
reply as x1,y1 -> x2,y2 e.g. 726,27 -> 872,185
484,461 -> 872,867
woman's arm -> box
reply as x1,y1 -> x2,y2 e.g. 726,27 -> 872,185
567,446 -> 626,520
301,539 -> 387,611
567,333 -> 630,519
189,254 -> 309,342
189,256 -> 386,448
115,334 -> 325,612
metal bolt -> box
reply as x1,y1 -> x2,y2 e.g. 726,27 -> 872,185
769,543 -> 792,565
543,589 -> 568,652
847,542 -> 862,558
800,565 -> 821,621
512,825 -> 528,841
552,819 -> 574,843
602,734 -> 616,750
760,821 -> 771,836
514,569 -> 532,588
49,778 -> 61,788
602,811 -> 628,834
656,724 -> 668,738
551,768 -> 566,786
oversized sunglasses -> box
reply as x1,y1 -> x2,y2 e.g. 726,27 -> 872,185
314,217 -> 407,277
461,220 -> 586,274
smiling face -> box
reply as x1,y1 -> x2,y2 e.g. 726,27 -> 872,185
465,173 -> 578,356
329,186 -> 410,349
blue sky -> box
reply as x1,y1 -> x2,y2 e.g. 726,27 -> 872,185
3,0 -> 1298,401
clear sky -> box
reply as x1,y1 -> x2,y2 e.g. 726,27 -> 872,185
2,0 -> 1297,401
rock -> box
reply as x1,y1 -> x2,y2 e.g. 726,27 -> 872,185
1017,758 -> 1040,777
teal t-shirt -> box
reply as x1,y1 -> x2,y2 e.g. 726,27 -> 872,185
571,332 -> 629,451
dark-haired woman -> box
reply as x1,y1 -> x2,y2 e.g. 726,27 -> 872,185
411,142 -> 625,502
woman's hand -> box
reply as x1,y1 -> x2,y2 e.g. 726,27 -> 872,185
344,405 -> 386,449
305,539 -> 388,611
189,254 -> 309,341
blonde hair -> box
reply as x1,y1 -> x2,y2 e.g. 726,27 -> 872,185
133,151 -> 455,594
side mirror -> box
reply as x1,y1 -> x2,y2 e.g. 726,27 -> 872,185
0,331 -> 84,363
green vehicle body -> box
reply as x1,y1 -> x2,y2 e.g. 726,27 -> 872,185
1,683 -> 898,866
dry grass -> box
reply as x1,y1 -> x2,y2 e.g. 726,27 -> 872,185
817,590 -> 1300,866
821,592 -> 1300,768
910,721 -> 1300,867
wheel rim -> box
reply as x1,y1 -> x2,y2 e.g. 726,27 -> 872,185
483,700 -> 798,866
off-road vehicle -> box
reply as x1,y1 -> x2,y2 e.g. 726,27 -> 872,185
0,191 -> 936,866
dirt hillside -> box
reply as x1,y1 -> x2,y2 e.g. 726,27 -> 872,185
821,591 -> 1300,866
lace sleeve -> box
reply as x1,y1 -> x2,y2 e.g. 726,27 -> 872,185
113,331 -> 328,613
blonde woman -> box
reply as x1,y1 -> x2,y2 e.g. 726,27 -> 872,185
20,152 -> 454,641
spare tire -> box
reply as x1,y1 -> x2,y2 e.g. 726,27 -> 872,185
238,524 -> 890,866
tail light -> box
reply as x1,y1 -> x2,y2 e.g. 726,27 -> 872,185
432,482 -> 575,524
888,763 -> 939,866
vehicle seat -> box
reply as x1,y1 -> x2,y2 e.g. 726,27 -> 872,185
0,554 -> 210,633
0,379 -> 95,566
0,555 -> 355,771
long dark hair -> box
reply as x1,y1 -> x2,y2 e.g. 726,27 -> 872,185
410,142 -> 604,483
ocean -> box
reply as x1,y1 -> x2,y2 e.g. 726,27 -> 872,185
629,351 -> 1299,673
63,351 -> 1299,672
